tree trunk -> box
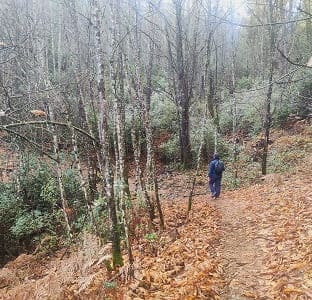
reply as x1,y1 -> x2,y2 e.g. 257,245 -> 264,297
128,82 -> 155,224
49,109 -> 72,238
188,86 -> 209,212
127,3 -> 156,225
180,104 -> 191,167
262,0 -> 275,175
91,0 -> 123,267
174,0 -> 191,168
68,120 -> 100,237
262,64 -> 273,175
188,137 -> 205,213
229,8 -> 239,185
111,0 -> 133,272
143,19 -> 164,229
67,0 -> 100,206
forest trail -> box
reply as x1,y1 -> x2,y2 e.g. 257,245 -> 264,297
212,191 -> 273,299
128,129 -> 312,299
211,154 -> 312,299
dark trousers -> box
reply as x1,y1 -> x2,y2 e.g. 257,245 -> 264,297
209,176 -> 221,197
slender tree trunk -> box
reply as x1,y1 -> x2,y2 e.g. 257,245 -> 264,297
143,20 -> 164,229
91,0 -> 122,267
49,109 -> 72,238
110,0 -> 133,272
128,87 -> 155,223
206,58 -> 215,120
214,130 -> 218,154
127,4 -> 156,224
188,136 -> 205,212
113,112 -> 120,201
229,9 -> 239,185
127,71 -> 155,224
145,110 -> 164,228
67,0 -> 100,206
262,0 -> 275,175
231,90 -> 238,184
51,25 -> 56,76
188,84 -> 209,211
87,155 -> 98,205
68,120 -> 100,237
39,29 -> 72,238
174,0 -> 191,168
206,44 -> 219,148
180,104 -> 191,166
57,11 -> 63,79
262,64 -> 273,175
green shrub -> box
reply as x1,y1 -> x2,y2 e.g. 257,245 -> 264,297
124,119 -> 144,151
92,195 -> 110,240
199,131 -> 231,163
17,157 -> 53,210
151,96 -> 178,132
237,76 -> 253,90
273,105 -> 294,128
3,154 -> 89,257
268,148 -> 306,174
35,234 -> 59,255
11,210 -> 46,240
40,177 -> 59,206
144,232 -> 158,242
296,78 -> 312,117
0,185 -> 22,264
158,134 -> 180,164
11,208 -> 63,247
103,281 -> 117,289
63,168 -> 84,207
219,100 -> 261,136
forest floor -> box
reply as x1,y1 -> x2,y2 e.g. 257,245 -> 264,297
0,126 -> 312,299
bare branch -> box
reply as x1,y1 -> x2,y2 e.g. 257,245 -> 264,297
234,67 -> 302,94
1,127 -> 58,162
276,46 -> 312,69
210,15 -> 312,28
2,121 -> 99,143
298,7 -> 312,17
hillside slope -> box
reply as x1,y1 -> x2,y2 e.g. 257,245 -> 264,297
0,126 -> 311,299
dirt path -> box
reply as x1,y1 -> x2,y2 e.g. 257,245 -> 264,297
210,167 -> 312,299
154,136 -> 312,299
211,192 -> 271,299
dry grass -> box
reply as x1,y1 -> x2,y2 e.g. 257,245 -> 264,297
0,233 -> 114,300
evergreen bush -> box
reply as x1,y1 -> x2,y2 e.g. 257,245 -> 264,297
296,78 -> 312,117
0,154 -> 92,263
158,134 -> 180,164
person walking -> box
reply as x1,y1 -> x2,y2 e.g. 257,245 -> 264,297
208,153 -> 225,199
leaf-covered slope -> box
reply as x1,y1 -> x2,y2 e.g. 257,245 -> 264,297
0,127 -> 311,299
126,200 -> 222,299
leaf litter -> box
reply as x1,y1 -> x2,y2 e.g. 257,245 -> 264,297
0,127 -> 311,299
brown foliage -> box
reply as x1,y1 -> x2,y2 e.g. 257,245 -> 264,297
30,110 -> 46,117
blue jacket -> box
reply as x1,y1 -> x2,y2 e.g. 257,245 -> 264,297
208,159 -> 224,178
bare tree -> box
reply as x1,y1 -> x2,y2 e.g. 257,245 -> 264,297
91,0 -> 123,267
262,0 -> 276,175
110,0 -> 134,271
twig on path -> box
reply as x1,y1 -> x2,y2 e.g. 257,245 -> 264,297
183,192 -> 207,197
253,236 -> 275,242
60,242 -> 72,260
